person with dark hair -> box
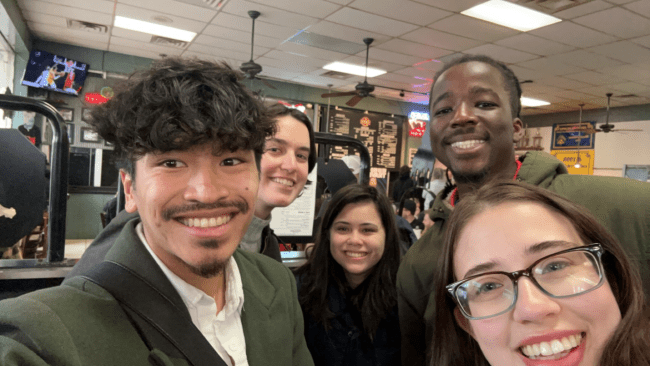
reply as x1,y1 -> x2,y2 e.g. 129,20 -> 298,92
397,54 -> 650,365
295,184 -> 401,366
430,181 -> 650,366
401,199 -> 423,231
66,102 -> 317,278
391,165 -> 414,203
421,209 -> 435,235
0,57 -> 314,366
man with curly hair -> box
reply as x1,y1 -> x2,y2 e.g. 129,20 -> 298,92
0,57 -> 314,366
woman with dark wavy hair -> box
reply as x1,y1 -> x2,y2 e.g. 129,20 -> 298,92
295,184 -> 401,366
430,180 -> 650,366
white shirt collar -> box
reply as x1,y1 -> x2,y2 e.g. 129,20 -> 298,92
135,222 -> 245,316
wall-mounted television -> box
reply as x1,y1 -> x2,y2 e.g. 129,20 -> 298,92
21,50 -> 89,96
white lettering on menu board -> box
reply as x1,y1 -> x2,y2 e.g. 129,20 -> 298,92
269,164 -> 318,236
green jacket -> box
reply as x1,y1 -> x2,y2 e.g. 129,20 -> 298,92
0,218 -> 314,366
396,151 -> 650,366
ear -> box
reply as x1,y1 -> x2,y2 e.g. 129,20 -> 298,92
512,118 -> 524,143
454,307 -> 475,339
120,169 -> 138,213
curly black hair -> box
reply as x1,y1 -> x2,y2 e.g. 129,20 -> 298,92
429,54 -> 522,118
87,57 -> 275,180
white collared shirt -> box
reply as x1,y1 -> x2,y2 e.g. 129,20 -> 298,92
136,223 -> 249,366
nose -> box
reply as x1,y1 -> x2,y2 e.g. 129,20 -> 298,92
512,278 -> 561,323
184,166 -> 229,203
280,151 -> 297,172
346,230 -> 364,246
450,102 -> 477,128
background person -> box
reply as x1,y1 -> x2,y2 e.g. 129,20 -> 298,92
391,165 -> 414,203
396,54 -> 650,366
430,181 -> 650,366
295,184 -> 401,366
0,57 -> 314,366
67,102 -> 317,278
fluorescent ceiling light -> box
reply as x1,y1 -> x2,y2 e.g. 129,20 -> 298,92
461,0 -> 561,32
323,62 -> 386,77
114,16 -> 196,42
521,96 -> 550,107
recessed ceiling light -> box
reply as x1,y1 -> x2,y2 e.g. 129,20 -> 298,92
461,0 -> 561,32
114,16 -> 196,42
323,62 -> 386,77
521,96 -> 550,107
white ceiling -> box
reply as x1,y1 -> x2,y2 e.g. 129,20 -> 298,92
15,0 -> 650,115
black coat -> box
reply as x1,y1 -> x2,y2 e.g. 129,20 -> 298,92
300,281 -> 400,366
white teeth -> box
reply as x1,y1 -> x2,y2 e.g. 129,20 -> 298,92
272,178 -> 294,187
181,215 -> 232,228
346,252 -> 367,258
520,334 -> 582,360
451,139 -> 485,149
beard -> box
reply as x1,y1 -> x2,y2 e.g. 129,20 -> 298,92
452,166 -> 491,186
187,239 -> 229,278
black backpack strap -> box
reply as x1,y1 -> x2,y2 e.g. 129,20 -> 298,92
82,261 -> 228,366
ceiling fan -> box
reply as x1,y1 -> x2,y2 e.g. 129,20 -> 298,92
240,10 -> 276,90
321,37 -> 377,107
570,93 -> 643,134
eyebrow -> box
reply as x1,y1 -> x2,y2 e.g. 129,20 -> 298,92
461,240 -> 577,279
266,137 -> 310,153
332,221 -> 379,228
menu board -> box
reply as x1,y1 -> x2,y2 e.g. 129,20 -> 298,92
326,107 -> 403,169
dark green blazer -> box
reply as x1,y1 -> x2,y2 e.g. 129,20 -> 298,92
0,219 -> 314,366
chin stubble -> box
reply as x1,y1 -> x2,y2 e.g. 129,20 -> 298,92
187,239 -> 229,278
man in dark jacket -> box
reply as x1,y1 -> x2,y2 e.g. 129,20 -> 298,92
397,54 -> 650,366
391,165 -> 414,203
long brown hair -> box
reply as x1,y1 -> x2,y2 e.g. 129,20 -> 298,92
295,184 -> 401,340
429,181 -> 650,366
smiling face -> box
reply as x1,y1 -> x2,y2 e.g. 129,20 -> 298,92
122,143 -> 258,280
453,201 -> 621,366
329,200 -> 386,288
429,62 -> 523,183
255,115 -> 311,219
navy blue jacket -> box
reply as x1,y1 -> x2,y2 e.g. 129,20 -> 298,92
299,280 -> 400,366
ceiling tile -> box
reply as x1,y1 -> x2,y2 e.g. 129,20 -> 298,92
44,0 -> 114,13
290,74 -> 351,88
597,64 -> 650,82
221,0 -> 319,29
463,44 -> 538,64
530,22 -> 618,48
607,81 -> 650,93
340,55 -> 406,72
564,71 -> 626,85
22,12 -> 69,28
245,0 -> 341,18
109,44 -> 165,60
553,0 -> 613,19
186,43 -> 250,62
111,27 -> 155,42
534,76 -> 594,90
326,0 -> 354,5
255,56 -> 321,73
115,3 -> 207,33
375,38 -> 455,59
572,7 -> 650,39
306,21 -> 392,44
494,34 -> 575,56
193,34 -> 270,57
588,41 -> 650,64
413,59 -> 445,72
348,0 -> 452,26
552,90 -> 598,101
631,34 -> 650,49
181,51 -> 241,67
118,0 -> 217,22
201,24 -> 280,48
401,27 -> 482,51
429,14 -> 520,43
211,12 -> 300,40
29,22 -> 110,42
354,48 -> 423,66
394,66 -> 436,79
110,36 -> 185,56
579,85 -> 621,97
263,50 -> 332,69
412,0 -> 486,12
277,42 -> 349,62
521,83 -> 563,95
517,57 -> 588,76
20,0 -> 113,25
624,0 -> 650,17
546,50 -> 623,70
325,7 -> 419,37
604,0 -> 637,4
375,72 -> 422,85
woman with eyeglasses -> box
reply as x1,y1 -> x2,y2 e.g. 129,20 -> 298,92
430,181 -> 650,366
295,184 -> 402,366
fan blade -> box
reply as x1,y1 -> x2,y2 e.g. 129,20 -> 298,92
321,91 -> 357,98
346,94 -> 364,107
613,129 -> 643,132
258,77 -> 277,90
